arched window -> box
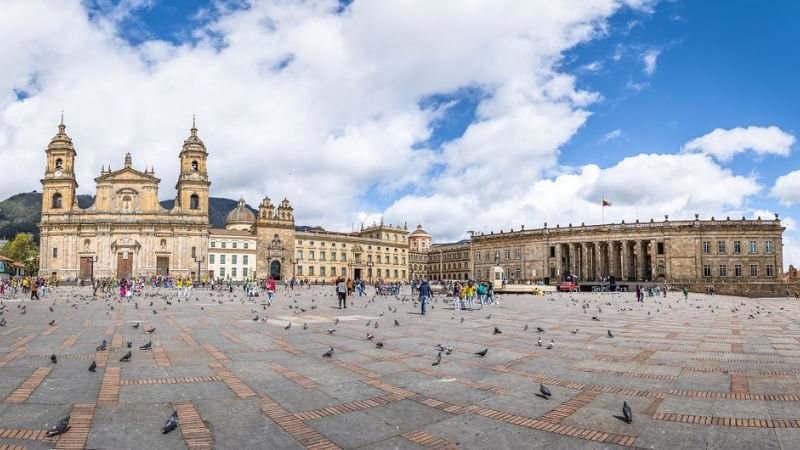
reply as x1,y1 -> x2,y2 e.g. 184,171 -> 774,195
122,195 -> 132,212
191,160 -> 198,171
52,193 -> 62,209
190,194 -> 200,210
55,158 -> 63,169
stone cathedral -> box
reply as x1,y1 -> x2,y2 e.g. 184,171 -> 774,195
38,120 -> 210,280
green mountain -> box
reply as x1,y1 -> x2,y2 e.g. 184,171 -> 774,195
0,193 -> 252,242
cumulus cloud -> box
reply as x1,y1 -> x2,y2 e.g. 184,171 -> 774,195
642,49 -> 660,76
771,170 -> 800,206
682,126 -> 795,162
1,0 -> 644,232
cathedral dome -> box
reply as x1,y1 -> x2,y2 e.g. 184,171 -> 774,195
225,197 -> 255,230
409,224 -> 431,237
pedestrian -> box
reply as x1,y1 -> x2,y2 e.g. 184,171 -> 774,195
30,279 -> 40,300
267,276 -> 276,305
336,277 -> 347,309
453,282 -> 462,310
419,278 -> 432,315
683,286 -> 689,300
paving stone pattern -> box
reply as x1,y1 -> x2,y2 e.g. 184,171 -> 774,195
1,285 -> 800,448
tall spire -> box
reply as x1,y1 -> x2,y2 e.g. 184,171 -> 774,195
191,114 -> 197,137
58,111 -> 65,134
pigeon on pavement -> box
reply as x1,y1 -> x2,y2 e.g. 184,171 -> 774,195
120,351 -> 132,362
46,416 -> 71,437
162,411 -> 178,434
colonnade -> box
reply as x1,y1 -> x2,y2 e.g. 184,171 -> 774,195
553,239 -> 662,282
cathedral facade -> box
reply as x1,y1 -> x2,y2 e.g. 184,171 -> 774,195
38,120 -> 210,280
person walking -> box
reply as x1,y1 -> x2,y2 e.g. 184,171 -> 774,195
336,277 -> 347,309
267,276 -> 276,305
30,279 -> 40,300
419,279 -> 432,315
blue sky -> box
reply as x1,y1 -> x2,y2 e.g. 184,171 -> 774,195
3,0 -> 800,264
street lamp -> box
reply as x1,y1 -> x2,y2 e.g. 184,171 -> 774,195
192,256 -> 205,283
367,260 -> 374,283
290,258 -> 297,280
90,256 -> 98,282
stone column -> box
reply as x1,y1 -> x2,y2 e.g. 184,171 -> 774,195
553,243 -> 561,279
569,243 -> 576,276
635,240 -> 644,281
621,240 -> 630,281
596,242 -> 605,280
580,243 -> 588,281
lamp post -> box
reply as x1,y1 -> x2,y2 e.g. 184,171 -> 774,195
193,256 -> 205,283
367,260 -> 374,283
90,255 -> 98,282
290,258 -> 297,280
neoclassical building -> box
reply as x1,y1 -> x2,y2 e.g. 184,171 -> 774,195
207,198 -> 258,281
38,120 -> 210,280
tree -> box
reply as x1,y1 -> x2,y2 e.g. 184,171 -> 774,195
0,232 -> 39,275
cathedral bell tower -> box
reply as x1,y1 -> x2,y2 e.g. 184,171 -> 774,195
41,116 -> 78,214
175,118 -> 211,215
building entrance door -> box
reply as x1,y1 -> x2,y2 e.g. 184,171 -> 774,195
117,253 -> 132,280
354,268 -> 362,281
270,260 -> 281,280
79,257 -> 93,280
156,256 -> 169,276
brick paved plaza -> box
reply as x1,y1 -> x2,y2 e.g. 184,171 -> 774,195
1,285 -> 800,449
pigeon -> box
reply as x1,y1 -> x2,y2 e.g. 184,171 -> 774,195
539,384 -> 552,398
546,340 -> 554,350
592,316 -> 600,321
139,341 -> 152,350
88,361 -> 97,372
303,322 -> 308,330
322,347 -> 334,358
46,416 -> 71,437
253,315 -> 259,322
486,314 -> 492,319
145,327 -> 156,333
493,327 -> 502,335
335,318 -> 339,325
432,351 -> 442,366
49,306 -> 54,312
622,401 -> 633,424
607,330 -> 614,338
460,317 -> 464,323
475,348 -> 488,357
536,327 -> 544,332
49,320 -> 56,326
132,323 -> 140,329
285,322 -> 292,330
327,328 -> 336,334
365,320 -> 371,327
571,329 -> 578,335
50,354 -> 58,364
162,411 -> 178,434
120,351 -> 132,362
127,341 -> 132,348
375,342 -> 384,349
96,340 -> 107,351
366,333 -> 374,340
523,324 -> 528,331
537,336 -> 542,347
394,319 -> 400,326
446,346 -> 453,355
436,344 -> 446,352
0,318 -> 5,327
374,321 -> 379,328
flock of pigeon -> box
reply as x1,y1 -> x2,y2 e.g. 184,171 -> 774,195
1,283 -> 783,440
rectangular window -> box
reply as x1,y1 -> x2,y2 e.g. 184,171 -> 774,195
394,256 -> 398,265
504,249 -> 511,260
394,269 -> 398,278
367,255 -> 372,263
232,255 -> 237,265
243,255 -> 248,265
232,267 -> 237,277
402,257 -> 406,265
320,267 -> 326,276
210,241 -> 216,248
717,241 -> 726,253
220,255 -> 226,264
53,247 -> 58,258
765,240 -> 774,253
209,254 -> 215,264
515,248 -> 521,259
385,255 -> 390,264
320,251 -> 326,261
657,242 -> 664,255
734,264 -> 742,277
331,252 -> 336,261
703,264 -> 711,277
718,265 -> 727,277
749,240 -> 757,254
297,266 -> 303,275
221,242 -> 226,249
297,250 -> 303,260
702,241 -> 710,253
232,242 -> 237,249
309,251 -> 315,260
244,243 -> 249,249
515,268 -> 521,279
355,254 -> 361,263
733,240 -> 742,254
342,267 -> 346,276
308,266 -> 315,275
377,268 -> 382,278
767,264 -> 775,277
476,251 -> 481,261
341,253 -> 346,262
550,246 -> 556,258
750,264 -> 758,277
243,268 -> 248,277
191,246 -> 196,258
219,267 -> 225,277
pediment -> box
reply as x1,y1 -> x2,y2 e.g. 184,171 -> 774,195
95,167 -> 160,183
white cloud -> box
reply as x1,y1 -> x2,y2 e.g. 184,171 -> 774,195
599,128 -> 623,142
642,49 -> 660,75
682,126 -> 795,162
1,0 -> 647,232
771,170 -> 800,206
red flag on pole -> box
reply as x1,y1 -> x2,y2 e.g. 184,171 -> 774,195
602,198 -> 612,207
